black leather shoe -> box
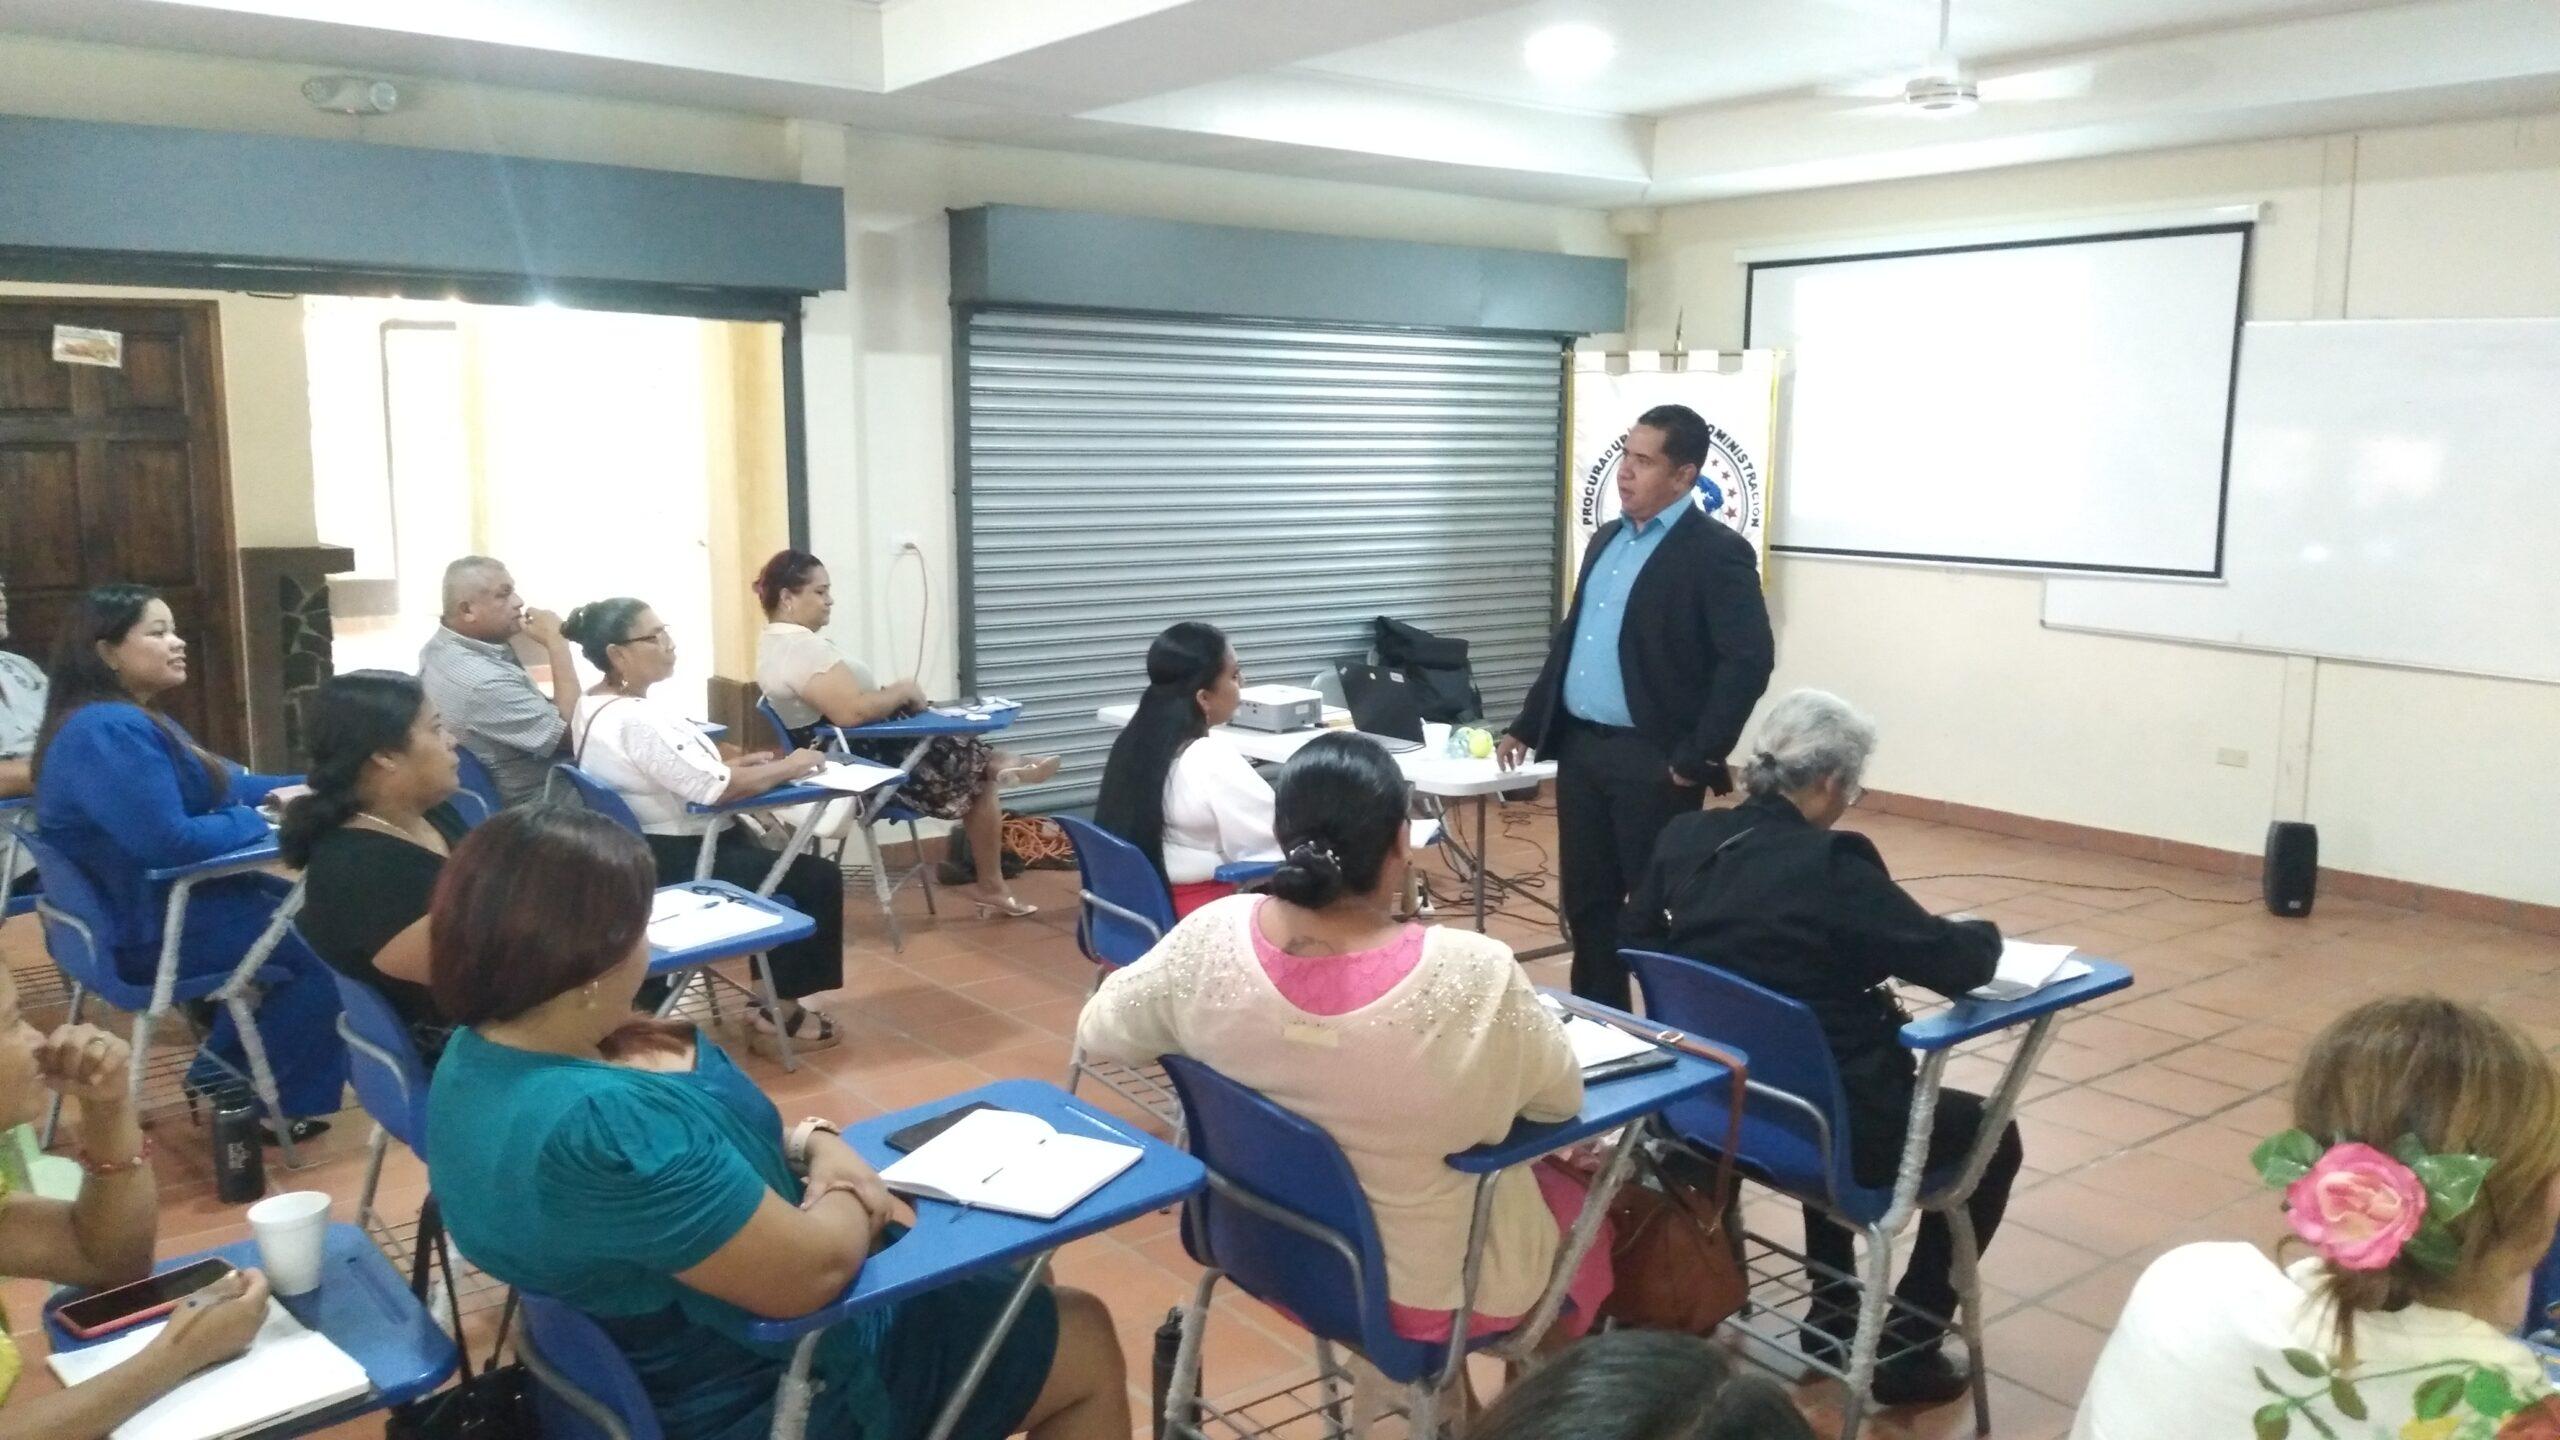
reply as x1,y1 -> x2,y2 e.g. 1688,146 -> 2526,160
1871,1349 -> 1971,1407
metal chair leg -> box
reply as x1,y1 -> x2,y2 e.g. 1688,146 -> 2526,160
908,820 -> 938,916
860,823 -> 906,952
1314,1339 -> 1354,1440
1946,1202 -> 1993,1437
1163,1270 -> 1219,1440
357,1124 -> 390,1233
222,989 -> 300,1168
1839,1221 -> 1898,1440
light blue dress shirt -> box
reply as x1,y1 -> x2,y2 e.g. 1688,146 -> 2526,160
1561,507 -> 1679,728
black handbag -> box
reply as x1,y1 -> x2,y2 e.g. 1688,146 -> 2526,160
384,1199 -> 537,1440
1372,616 -> 1484,724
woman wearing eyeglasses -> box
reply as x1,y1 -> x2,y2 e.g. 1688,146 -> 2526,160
560,599 -> 843,1054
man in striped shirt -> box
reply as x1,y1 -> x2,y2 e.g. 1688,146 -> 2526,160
418,556 -> 579,807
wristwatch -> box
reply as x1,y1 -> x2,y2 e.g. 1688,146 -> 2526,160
786,1117 -> 840,1170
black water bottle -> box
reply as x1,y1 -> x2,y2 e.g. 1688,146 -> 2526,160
1150,1309 -> 1185,1440
212,1092 -> 266,1204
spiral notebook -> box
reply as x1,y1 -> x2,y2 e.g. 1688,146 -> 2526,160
48,1300 -> 370,1440
878,1107 -> 1140,1220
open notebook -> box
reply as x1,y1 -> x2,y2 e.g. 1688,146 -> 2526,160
48,1299 -> 369,1440
804,759 -> 904,796
1540,996 -> 1676,1081
647,889 -> 784,952
1969,941 -> 2094,1002
878,1107 -> 1141,1220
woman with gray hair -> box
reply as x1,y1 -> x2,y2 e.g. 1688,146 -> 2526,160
1624,689 -> 2017,1413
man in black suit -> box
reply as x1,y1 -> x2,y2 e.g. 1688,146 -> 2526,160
1496,404 -> 1775,1008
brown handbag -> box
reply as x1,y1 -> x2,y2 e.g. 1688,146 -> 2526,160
1552,1003 -> 1752,1337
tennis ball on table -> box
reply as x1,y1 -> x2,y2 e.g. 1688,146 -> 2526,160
1466,728 -> 1494,759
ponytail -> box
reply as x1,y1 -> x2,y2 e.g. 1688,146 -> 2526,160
278,671 -> 427,868
1093,621 -> 1230,882
1262,732 -> 1409,911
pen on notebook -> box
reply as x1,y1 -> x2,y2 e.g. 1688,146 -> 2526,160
1061,1108 -> 1143,1145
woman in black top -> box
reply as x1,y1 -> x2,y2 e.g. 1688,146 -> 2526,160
1624,688 -> 2020,1411
279,672 -> 467,1064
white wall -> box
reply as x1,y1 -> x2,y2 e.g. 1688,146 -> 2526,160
789,125 -> 1625,704
1633,115 -> 2560,907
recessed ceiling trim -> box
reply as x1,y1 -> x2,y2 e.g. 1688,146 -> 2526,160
1733,203 -> 2263,264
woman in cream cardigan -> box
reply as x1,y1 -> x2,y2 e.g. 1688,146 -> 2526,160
1076,732 -> 1610,1376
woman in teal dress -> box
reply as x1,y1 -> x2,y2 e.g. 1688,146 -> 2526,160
422,807 -> 1130,1440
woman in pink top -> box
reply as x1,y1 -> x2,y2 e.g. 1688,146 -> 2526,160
1077,733 -> 1612,1380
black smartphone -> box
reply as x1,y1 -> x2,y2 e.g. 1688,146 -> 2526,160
56,1257 -> 238,1339
884,1100 -> 1003,1154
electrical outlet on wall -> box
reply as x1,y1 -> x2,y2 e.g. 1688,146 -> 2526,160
2216,747 -> 2249,768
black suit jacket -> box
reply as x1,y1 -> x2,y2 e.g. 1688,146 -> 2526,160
1508,505 -> 1776,779
1624,792 -> 2002,1182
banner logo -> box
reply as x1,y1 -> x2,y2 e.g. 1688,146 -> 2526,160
1575,423 -> 1763,538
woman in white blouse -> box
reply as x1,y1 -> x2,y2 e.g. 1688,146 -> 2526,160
752,550 -> 1051,920
1092,622 -> 1280,916
560,598 -> 845,1052
2075,995 -> 2560,1439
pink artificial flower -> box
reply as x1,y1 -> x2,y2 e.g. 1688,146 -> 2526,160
2285,1142 -> 2428,1271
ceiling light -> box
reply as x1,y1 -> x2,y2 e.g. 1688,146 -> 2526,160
1524,23 -> 1614,84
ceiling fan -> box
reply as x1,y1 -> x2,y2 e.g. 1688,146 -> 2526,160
1819,0 -> 2096,119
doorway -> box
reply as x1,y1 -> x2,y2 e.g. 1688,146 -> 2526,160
305,298 -> 787,719
0,299 -> 245,755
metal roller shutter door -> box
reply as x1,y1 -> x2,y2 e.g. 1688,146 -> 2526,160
958,309 -> 1565,811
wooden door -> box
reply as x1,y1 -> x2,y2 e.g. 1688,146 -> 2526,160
0,301 -> 246,757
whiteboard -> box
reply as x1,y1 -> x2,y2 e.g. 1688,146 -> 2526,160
2043,318 -> 2560,685
1746,226 -> 2247,575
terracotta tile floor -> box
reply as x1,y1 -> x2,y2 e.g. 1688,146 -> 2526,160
8,798 -> 2558,1438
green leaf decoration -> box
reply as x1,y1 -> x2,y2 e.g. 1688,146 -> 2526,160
2393,1133 -> 2430,1167
2415,1373 -> 2465,1419
2411,1151 -> 2496,1221
2281,1348 -> 2328,1378
2327,1377 -> 2366,1420
2255,1129 -> 2323,1186
2253,1402 -> 2292,1440
2406,1218 -> 2464,1274
2299,1408 -> 2338,1440
2465,1364 -> 2520,1418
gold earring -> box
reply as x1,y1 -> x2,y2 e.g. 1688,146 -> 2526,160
583,981 -> 598,1010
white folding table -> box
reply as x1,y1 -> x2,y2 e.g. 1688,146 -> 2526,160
1095,704 -> 1557,932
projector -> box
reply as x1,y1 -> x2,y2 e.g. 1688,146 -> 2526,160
1231,684 -> 1323,733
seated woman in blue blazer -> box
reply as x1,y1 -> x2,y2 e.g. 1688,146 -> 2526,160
32,584 -> 346,1137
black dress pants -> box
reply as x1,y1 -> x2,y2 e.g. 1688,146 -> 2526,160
643,832 -> 845,1003
1801,1087 -> 2025,1355
1555,718 -> 1703,1010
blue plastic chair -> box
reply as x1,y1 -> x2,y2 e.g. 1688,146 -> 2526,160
1157,1055 -> 1530,1440
453,746 -> 505,817
326,963 -> 434,1235
1050,816 -> 1187,1137
546,763 -> 645,835
754,697 -> 937,950
516,1290 -> 667,1440
445,787 -> 493,831
1624,948 -> 1989,1440
1053,815 -> 1174,968
19,832 -> 270,1147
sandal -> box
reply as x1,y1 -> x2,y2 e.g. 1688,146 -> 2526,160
971,892 -> 1039,920
994,754 -> 1061,788
750,1004 -> 843,1056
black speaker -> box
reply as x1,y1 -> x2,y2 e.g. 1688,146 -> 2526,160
2264,821 -> 2319,917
